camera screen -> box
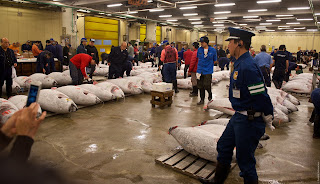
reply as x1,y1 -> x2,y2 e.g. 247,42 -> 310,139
26,85 -> 39,107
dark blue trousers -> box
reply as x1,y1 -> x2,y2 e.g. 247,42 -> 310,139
217,113 -> 265,182
0,67 -> 13,98
163,63 -> 177,83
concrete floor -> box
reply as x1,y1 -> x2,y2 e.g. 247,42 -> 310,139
29,80 -> 320,184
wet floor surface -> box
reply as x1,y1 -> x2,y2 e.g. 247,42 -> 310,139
29,80 -> 320,184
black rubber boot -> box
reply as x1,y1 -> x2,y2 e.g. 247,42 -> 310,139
190,86 -> 198,97
197,88 -> 205,105
173,80 -> 179,93
313,114 -> 320,139
199,162 -> 231,184
207,88 -> 213,101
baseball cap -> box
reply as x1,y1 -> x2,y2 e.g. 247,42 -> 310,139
81,38 -> 88,42
200,36 -> 209,44
225,27 -> 255,42
90,39 -> 95,42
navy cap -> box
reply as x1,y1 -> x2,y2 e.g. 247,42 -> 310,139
81,38 -> 87,42
50,38 -> 54,41
225,27 -> 255,42
200,36 -> 209,44
90,39 -> 95,42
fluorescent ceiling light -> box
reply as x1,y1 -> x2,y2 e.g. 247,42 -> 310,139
294,27 -> 306,29
278,26 -> 290,27
276,15 -> 293,17
179,6 -> 197,10
214,3 -> 235,7
214,24 -> 224,27
285,30 -> 296,32
296,18 -> 313,21
99,12 -> 105,15
189,18 -> 201,21
233,27 -> 240,29
77,9 -> 90,13
288,7 -> 310,10
307,29 -> 318,32
128,11 -> 138,14
167,19 -> 178,22
159,15 -> 172,17
194,25 -> 204,27
286,22 -> 300,25
315,13 -> 320,16
214,11 -> 231,14
260,23 -> 272,25
183,13 -> 198,16
266,19 -> 281,22
147,0 -> 153,2
248,9 -> 267,12
215,17 -> 228,20
257,0 -> 281,3
107,3 -> 122,7
265,30 -> 275,31
149,8 -> 164,12
191,21 -> 203,24
239,24 -> 247,25
276,17 -> 295,20
176,1 -> 198,3
243,16 -> 259,18
160,23 -> 167,25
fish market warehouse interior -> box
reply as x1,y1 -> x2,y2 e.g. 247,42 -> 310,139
1,0 -> 320,183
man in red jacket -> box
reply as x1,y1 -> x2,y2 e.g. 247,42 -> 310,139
69,53 -> 95,85
188,42 -> 199,97
183,47 -> 193,79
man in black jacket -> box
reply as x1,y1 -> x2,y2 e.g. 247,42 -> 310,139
63,44 -> 71,66
108,42 -> 128,79
86,39 -> 99,78
0,38 -> 17,98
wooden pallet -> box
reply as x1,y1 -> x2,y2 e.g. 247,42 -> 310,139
155,149 -> 237,182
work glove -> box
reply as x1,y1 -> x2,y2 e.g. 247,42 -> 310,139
262,114 -> 275,131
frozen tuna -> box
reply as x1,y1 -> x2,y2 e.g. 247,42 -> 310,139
108,78 -> 143,95
0,98 -> 19,124
38,89 -> 77,113
8,95 -> 42,115
14,76 -> 32,90
78,84 -> 114,101
127,76 -> 153,93
201,118 -> 230,126
56,86 -> 102,106
29,73 -> 57,88
96,82 -> 125,99
2,81 -> 21,94
177,78 -> 192,89
48,72 -> 72,86
205,98 -> 235,116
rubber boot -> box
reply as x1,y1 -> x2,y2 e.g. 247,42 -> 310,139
199,162 -> 231,184
173,80 -> 179,93
313,114 -> 320,139
207,88 -> 213,101
190,86 -> 198,97
197,88 -> 205,105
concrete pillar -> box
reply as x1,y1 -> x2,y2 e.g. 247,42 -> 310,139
62,8 -> 77,48
216,34 -> 223,46
146,21 -> 157,43
190,29 -> 199,45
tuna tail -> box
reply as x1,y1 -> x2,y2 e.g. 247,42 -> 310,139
168,126 -> 178,135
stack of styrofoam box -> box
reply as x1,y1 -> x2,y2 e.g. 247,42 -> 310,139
151,82 -> 172,92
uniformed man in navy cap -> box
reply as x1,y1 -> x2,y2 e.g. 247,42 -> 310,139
201,28 -> 274,184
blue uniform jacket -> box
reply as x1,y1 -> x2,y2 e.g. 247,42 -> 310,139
36,51 -> 49,72
45,45 -> 56,63
0,48 -> 17,75
150,47 -> 156,56
229,52 -> 273,116
76,44 -> 87,54
55,44 -> 63,61
197,46 -> 217,75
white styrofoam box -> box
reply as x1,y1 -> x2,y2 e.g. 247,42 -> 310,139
152,82 -> 172,92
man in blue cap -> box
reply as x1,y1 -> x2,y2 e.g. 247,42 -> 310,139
201,28 -> 274,184
77,38 -> 87,54
196,36 -> 217,105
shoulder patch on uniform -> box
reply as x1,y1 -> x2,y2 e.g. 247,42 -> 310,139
233,71 -> 238,80
248,82 -> 265,95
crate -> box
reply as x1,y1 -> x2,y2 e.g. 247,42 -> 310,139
150,90 -> 173,108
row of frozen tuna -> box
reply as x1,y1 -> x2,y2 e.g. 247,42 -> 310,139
282,73 -> 315,94
204,87 -> 300,127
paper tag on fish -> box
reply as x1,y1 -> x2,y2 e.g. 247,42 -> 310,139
196,73 -> 201,80
233,89 -> 240,98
